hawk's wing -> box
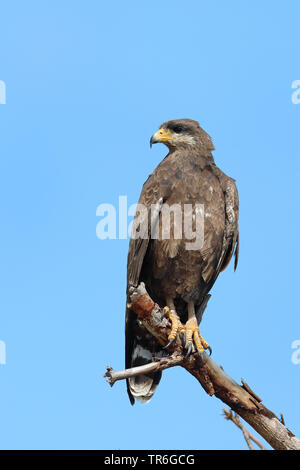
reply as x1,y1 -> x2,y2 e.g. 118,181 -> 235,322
127,173 -> 165,286
201,173 -> 239,292
195,174 -> 239,323
219,177 -> 239,273
125,176 -> 165,405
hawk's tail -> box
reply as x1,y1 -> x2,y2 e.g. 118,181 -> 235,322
126,309 -> 162,405
127,362 -> 162,405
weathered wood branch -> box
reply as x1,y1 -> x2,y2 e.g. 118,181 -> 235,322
105,355 -> 183,387
105,282 -> 300,451
223,408 -> 266,450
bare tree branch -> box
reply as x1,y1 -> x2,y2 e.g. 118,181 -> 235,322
105,282 -> 300,451
223,408 -> 266,450
104,355 -> 182,387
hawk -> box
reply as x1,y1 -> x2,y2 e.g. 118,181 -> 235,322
125,119 -> 239,405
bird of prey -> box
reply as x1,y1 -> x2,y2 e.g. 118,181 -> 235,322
125,119 -> 239,405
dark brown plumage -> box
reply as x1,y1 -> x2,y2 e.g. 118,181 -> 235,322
125,119 -> 239,404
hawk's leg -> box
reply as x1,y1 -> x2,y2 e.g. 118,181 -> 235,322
162,298 -> 184,349
183,301 -> 212,359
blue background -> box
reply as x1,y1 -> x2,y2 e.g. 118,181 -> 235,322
0,0 -> 299,450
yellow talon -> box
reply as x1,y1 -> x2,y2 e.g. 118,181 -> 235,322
163,307 -> 182,345
183,316 -> 210,357
163,306 -> 211,357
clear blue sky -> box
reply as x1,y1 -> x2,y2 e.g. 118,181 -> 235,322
0,1 -> 299,450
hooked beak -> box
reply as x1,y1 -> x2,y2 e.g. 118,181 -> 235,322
150,128 -> 174,148
150,135 -> 156,148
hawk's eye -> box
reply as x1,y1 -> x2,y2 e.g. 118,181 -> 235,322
172,125 -> 183,134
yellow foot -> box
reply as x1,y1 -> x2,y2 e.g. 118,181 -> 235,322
183,316 -> 212,358
162,306 -> 183,349
162,308 -> 212,359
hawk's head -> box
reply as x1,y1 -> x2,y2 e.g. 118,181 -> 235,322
150,119 -> 215,152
